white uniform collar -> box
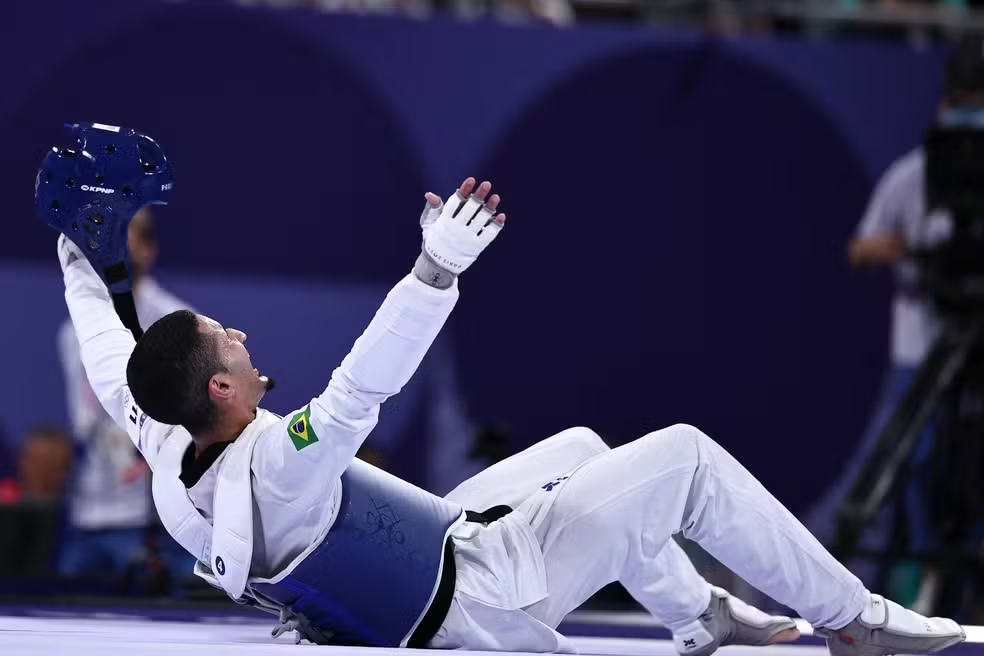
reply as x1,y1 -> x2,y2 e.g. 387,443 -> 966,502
152,409 -> 281,600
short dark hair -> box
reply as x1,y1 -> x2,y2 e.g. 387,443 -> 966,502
126,310 -> 224,435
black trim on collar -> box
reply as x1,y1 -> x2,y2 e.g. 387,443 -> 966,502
179,440 -> 233,488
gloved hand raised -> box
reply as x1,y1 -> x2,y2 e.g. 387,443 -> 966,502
414,177 -> 505,289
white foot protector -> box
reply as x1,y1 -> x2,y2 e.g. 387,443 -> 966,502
672,587 -> 799,656
815,594 -> 965,656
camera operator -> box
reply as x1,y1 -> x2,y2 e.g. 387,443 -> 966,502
805,34 -> 984,613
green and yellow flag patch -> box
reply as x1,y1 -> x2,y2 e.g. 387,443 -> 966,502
288,405 -> 319,451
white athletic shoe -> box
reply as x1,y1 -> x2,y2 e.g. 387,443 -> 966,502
815,595 -> 965,656
671,587 -> 800,656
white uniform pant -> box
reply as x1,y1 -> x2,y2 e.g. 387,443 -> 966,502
432,424 -> 868,652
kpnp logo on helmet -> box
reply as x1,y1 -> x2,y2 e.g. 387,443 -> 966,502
80,184 -> 115,194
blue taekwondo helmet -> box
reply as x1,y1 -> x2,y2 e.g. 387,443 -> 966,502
35,122 -> 174,294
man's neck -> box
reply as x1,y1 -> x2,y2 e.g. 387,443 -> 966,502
193,416 -> 252,457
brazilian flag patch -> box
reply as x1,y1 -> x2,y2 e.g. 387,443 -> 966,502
288,405 -> 319,451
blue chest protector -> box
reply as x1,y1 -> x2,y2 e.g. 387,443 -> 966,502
250,459 -> 464,648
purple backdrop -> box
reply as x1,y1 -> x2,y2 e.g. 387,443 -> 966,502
0,0 -> 950,512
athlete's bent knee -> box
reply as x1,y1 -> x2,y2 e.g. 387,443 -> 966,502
665,423 -> 707,441
634,423 -> 709,460
556,426 -> 609,455
643,423 -> 705,442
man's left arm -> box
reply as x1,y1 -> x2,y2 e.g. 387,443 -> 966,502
253,272 -> 459,499
253,178 -> 504,495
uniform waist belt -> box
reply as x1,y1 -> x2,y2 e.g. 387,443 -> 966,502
407,505 -> 514,648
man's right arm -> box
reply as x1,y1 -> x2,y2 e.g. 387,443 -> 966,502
58,236 -> 176,468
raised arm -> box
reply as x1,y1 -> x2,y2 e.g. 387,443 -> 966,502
58,235 -> 176,468
253,178 -> 505,492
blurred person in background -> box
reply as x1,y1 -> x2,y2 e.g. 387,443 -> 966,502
0,423 -> 18,504
0,425 -> 72,578
805,34 -> 984,613
0,424 -> 73,506
56,208 -> 194,582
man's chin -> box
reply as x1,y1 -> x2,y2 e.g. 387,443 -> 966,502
256,375 -> 276,405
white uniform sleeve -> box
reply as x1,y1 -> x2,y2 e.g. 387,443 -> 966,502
252,273 -> 459,498
62,253 -> 176,469
855,157 -> 913,239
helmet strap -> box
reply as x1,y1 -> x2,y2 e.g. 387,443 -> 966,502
104,261 -> 144,340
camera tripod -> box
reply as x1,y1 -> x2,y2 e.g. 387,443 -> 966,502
831,304 -> 984,619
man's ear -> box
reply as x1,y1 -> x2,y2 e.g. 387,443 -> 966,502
208,372 -> 236,403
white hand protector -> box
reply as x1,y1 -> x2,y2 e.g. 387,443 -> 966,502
422,191 -> 503,276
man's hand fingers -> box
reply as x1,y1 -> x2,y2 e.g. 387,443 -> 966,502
472,180 -> 492,202
424,192 -> 442,207
486,193 -> 501,212
458,177 -> 476,197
